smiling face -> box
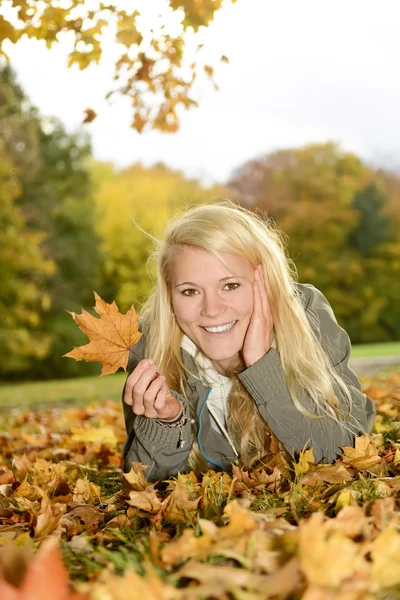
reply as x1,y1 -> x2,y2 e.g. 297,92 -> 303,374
170,245 -> 255,375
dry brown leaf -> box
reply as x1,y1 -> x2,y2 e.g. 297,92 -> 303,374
371,525 -> 400,589
92,561 -> 174,600
299,463 -> 354,486
174,557 -> 301,598
62,505 -> 104,536
0,538 -> 88,600
122,462 -> 149,491
222,500 -> 259,536
158,480 -> 201,525
82,108 -> 97,124
64,292 -> 142,376
72,478 -> 101,504
33,490 -> 66,539
340,436 -> 385,474
370,496 -> 396,531
326,505 -> 372,539
299,512 -> 368,588
127,487 -> 162,513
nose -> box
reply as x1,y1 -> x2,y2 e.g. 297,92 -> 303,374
201,292 -> 226,318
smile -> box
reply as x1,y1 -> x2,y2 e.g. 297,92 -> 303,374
201,320 -> 237,333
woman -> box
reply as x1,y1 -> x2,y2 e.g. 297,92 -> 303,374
122,201 -> 375,480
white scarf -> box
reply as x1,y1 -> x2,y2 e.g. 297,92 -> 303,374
181,334 -> 238,457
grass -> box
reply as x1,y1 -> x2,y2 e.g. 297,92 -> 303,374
351,341 -> 400,358
0,372 -> 126,409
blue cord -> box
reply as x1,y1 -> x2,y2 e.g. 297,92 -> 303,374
197,387 -> 226,471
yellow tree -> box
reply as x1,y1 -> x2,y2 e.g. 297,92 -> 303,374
92,161 -> 228,310
0,0 -> 237,132
0,142 -> 55,375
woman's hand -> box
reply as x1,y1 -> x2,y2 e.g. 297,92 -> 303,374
123,359 -> 182,421
241,264 -> 274,368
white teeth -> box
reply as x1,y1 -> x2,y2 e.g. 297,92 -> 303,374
203,321 -> 236,333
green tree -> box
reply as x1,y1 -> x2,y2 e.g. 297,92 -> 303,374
0,65 -> 104,378
349,183 -> 392,255
0,141 -> 55,376
92,161 -> 228,311
228,142 -> 400,343
0,0 -> 237,132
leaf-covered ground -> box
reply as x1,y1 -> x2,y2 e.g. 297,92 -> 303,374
1,371 -> 400,599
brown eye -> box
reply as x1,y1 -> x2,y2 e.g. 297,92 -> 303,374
225,283 -> 240,291
182,288 -> 197,297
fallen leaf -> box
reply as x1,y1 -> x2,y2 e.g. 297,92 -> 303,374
371,525 -> 400,589
299,463 -> 354,486
299,512 -> 368,588
0,538 -> 88,599
72,478 -> 101,504
64,293 -> 142,376
122,462 -> 149,491
68,426 -> 118,449
340,436 -> 385,475
294,448 -> 315,478
33,490 -> 66,538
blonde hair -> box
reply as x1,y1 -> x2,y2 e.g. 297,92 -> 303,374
139,200 -> 355,472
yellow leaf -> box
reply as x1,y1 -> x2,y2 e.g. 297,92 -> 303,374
299,512 -> 368,588
72,478 -> 101,504
123,463 -> 149,491
371,526 -> 400,589
116,27 -> 143,48
69,426 -> 118,449
341,435 -> 384,474
127,488 -> 162,513
64,292 -> 142,376
294,448 -> 315,478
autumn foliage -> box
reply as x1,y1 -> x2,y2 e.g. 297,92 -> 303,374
64,293 -> 142,376
1,371 -> 400,597
0,0 -> 236,132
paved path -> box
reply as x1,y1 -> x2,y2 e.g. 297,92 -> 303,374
350,355 -> 400,376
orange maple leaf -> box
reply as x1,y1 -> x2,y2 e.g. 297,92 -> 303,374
64,292 -> 142,376
0,539 -> 88,600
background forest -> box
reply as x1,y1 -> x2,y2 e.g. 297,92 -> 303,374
1,64 -> 400,381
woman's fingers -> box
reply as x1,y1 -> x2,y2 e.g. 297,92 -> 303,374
142,375 -> 167,417
252,271 -> 265,325
132,363 -> 158,415
123,359 -> 154,406
154,380 -> 169,411
256,265 -> 268,316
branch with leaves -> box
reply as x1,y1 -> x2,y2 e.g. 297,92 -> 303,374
0,0 -> 237,132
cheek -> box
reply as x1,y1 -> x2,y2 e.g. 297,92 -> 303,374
172,296 -> 195,323
233,289 -> 254,315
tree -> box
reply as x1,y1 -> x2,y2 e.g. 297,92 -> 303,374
349,183 -> 392,256
92,161 -> 228,311
0,65 -> 104,379
228,142 -> 400,343
0,141 -> 55,376
0,0 -> 237,132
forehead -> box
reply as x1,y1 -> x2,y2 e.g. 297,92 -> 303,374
170,245 -> 252,282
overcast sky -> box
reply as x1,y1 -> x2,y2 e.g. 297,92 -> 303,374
4,0 -> 400,184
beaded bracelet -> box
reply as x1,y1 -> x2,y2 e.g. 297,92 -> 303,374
156,410 -> 184,427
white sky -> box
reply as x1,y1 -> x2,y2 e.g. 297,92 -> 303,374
4,0 -> 400,184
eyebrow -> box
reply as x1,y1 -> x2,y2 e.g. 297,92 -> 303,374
175,276 -> 247,288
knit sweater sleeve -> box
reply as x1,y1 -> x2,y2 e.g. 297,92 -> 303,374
238,285 -> 376,463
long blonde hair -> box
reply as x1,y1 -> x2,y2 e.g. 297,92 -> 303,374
139,200 -> 355,471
